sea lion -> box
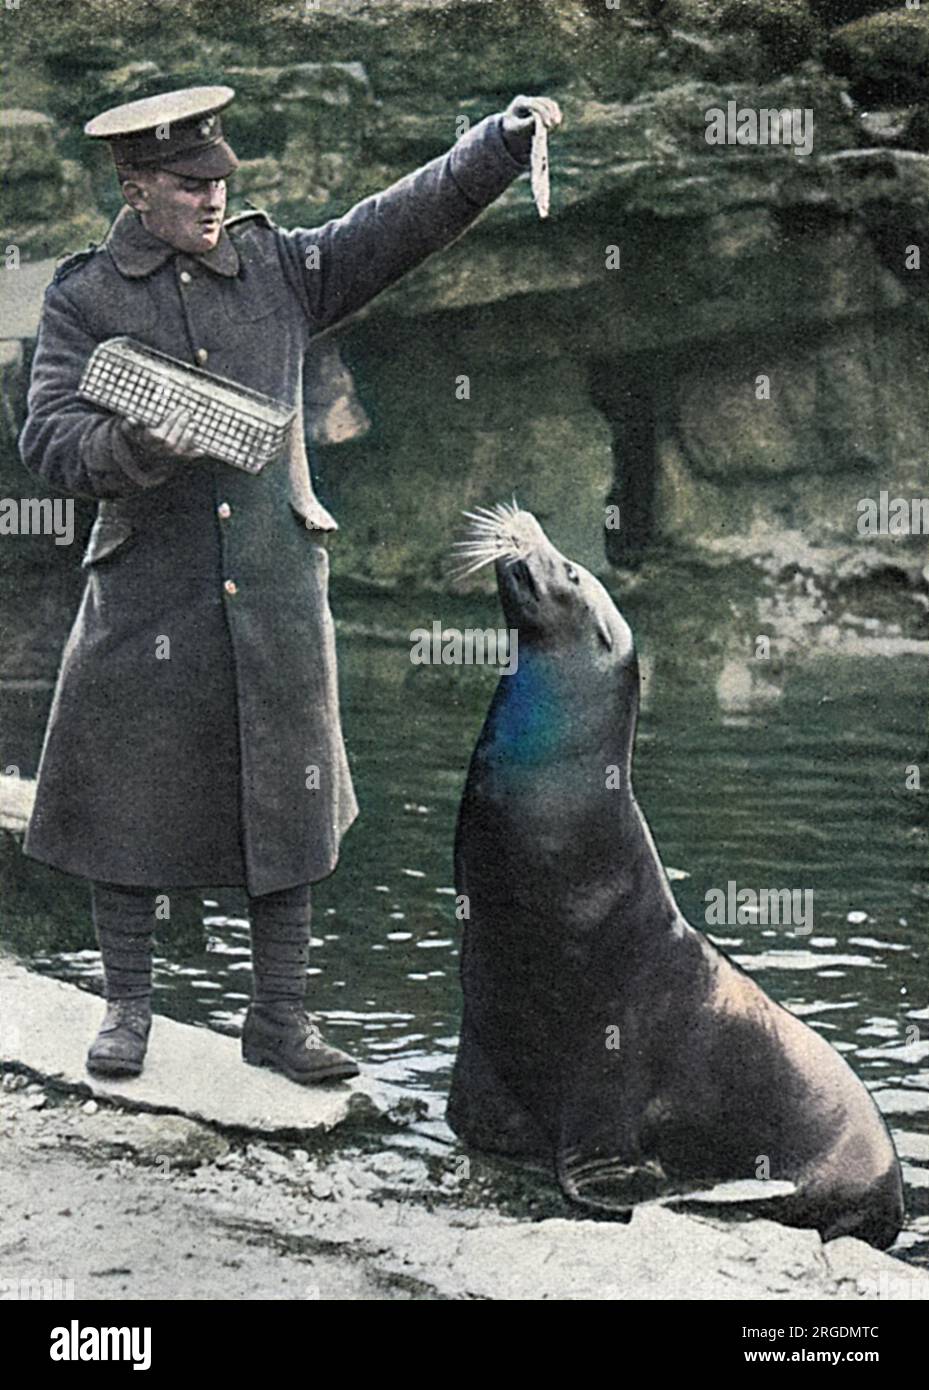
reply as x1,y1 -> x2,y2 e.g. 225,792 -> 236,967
447,504 -> 904,1249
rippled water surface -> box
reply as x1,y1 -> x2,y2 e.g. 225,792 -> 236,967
5,565 -> 928,1258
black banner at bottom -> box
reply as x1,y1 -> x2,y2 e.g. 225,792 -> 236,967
2,1297 -> 919,1375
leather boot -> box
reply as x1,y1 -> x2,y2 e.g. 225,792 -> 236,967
86,998 -> 153,1078
246,884 -> 360,1084
242,1001 -> 359,1083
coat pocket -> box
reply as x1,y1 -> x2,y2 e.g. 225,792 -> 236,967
81,511 -> 134,568
290,506 -> 333,622
290,503 -> 335,556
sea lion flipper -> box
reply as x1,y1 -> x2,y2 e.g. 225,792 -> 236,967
557,1146 -> 668,1214
447,1024 -> 549,1161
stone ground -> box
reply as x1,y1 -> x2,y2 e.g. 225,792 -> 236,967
3,1080 -> 928,1303
0,956 -> 402,1137
2,956 -> 929,1302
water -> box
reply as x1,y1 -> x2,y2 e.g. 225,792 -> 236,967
3,559 -> 928,1257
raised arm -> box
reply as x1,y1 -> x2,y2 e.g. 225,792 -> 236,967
275,111 -> 532,334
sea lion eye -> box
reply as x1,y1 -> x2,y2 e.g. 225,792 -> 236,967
565,564 -> 580,584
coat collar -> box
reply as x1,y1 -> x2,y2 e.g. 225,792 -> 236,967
104,206 -> 240,279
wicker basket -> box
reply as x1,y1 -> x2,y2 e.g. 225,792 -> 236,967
78,336 -> 295,473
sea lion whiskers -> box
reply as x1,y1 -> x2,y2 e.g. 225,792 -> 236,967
449,502 -> 536,581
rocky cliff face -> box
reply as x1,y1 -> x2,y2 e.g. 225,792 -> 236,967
1,0 -> 926,670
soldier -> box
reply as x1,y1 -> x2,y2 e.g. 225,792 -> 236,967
20,86 -> 561,1085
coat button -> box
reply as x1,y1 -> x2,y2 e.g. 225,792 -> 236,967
217,502 -> 232,519
195,348 -> 209,365
179,270 -> 192,285
224,579 -> 238,596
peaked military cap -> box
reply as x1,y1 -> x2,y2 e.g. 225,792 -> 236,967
84,86 -> 238,179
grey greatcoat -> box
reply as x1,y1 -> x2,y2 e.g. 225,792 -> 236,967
20,115 -> 525,896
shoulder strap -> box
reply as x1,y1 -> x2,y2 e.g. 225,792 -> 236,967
225,208 -> 276,232
52,245 -> 99,284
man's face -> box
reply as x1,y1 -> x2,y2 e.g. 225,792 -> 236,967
123,171 -> 227,253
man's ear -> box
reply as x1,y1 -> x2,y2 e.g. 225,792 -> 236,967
121,179 -> 149,213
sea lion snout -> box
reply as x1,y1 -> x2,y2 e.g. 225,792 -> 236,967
496,534 -> 591,638
496,539 -> 569,605
506,557 -> 541,601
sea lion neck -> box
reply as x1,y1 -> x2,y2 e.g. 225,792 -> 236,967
476,641 -> 634,774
